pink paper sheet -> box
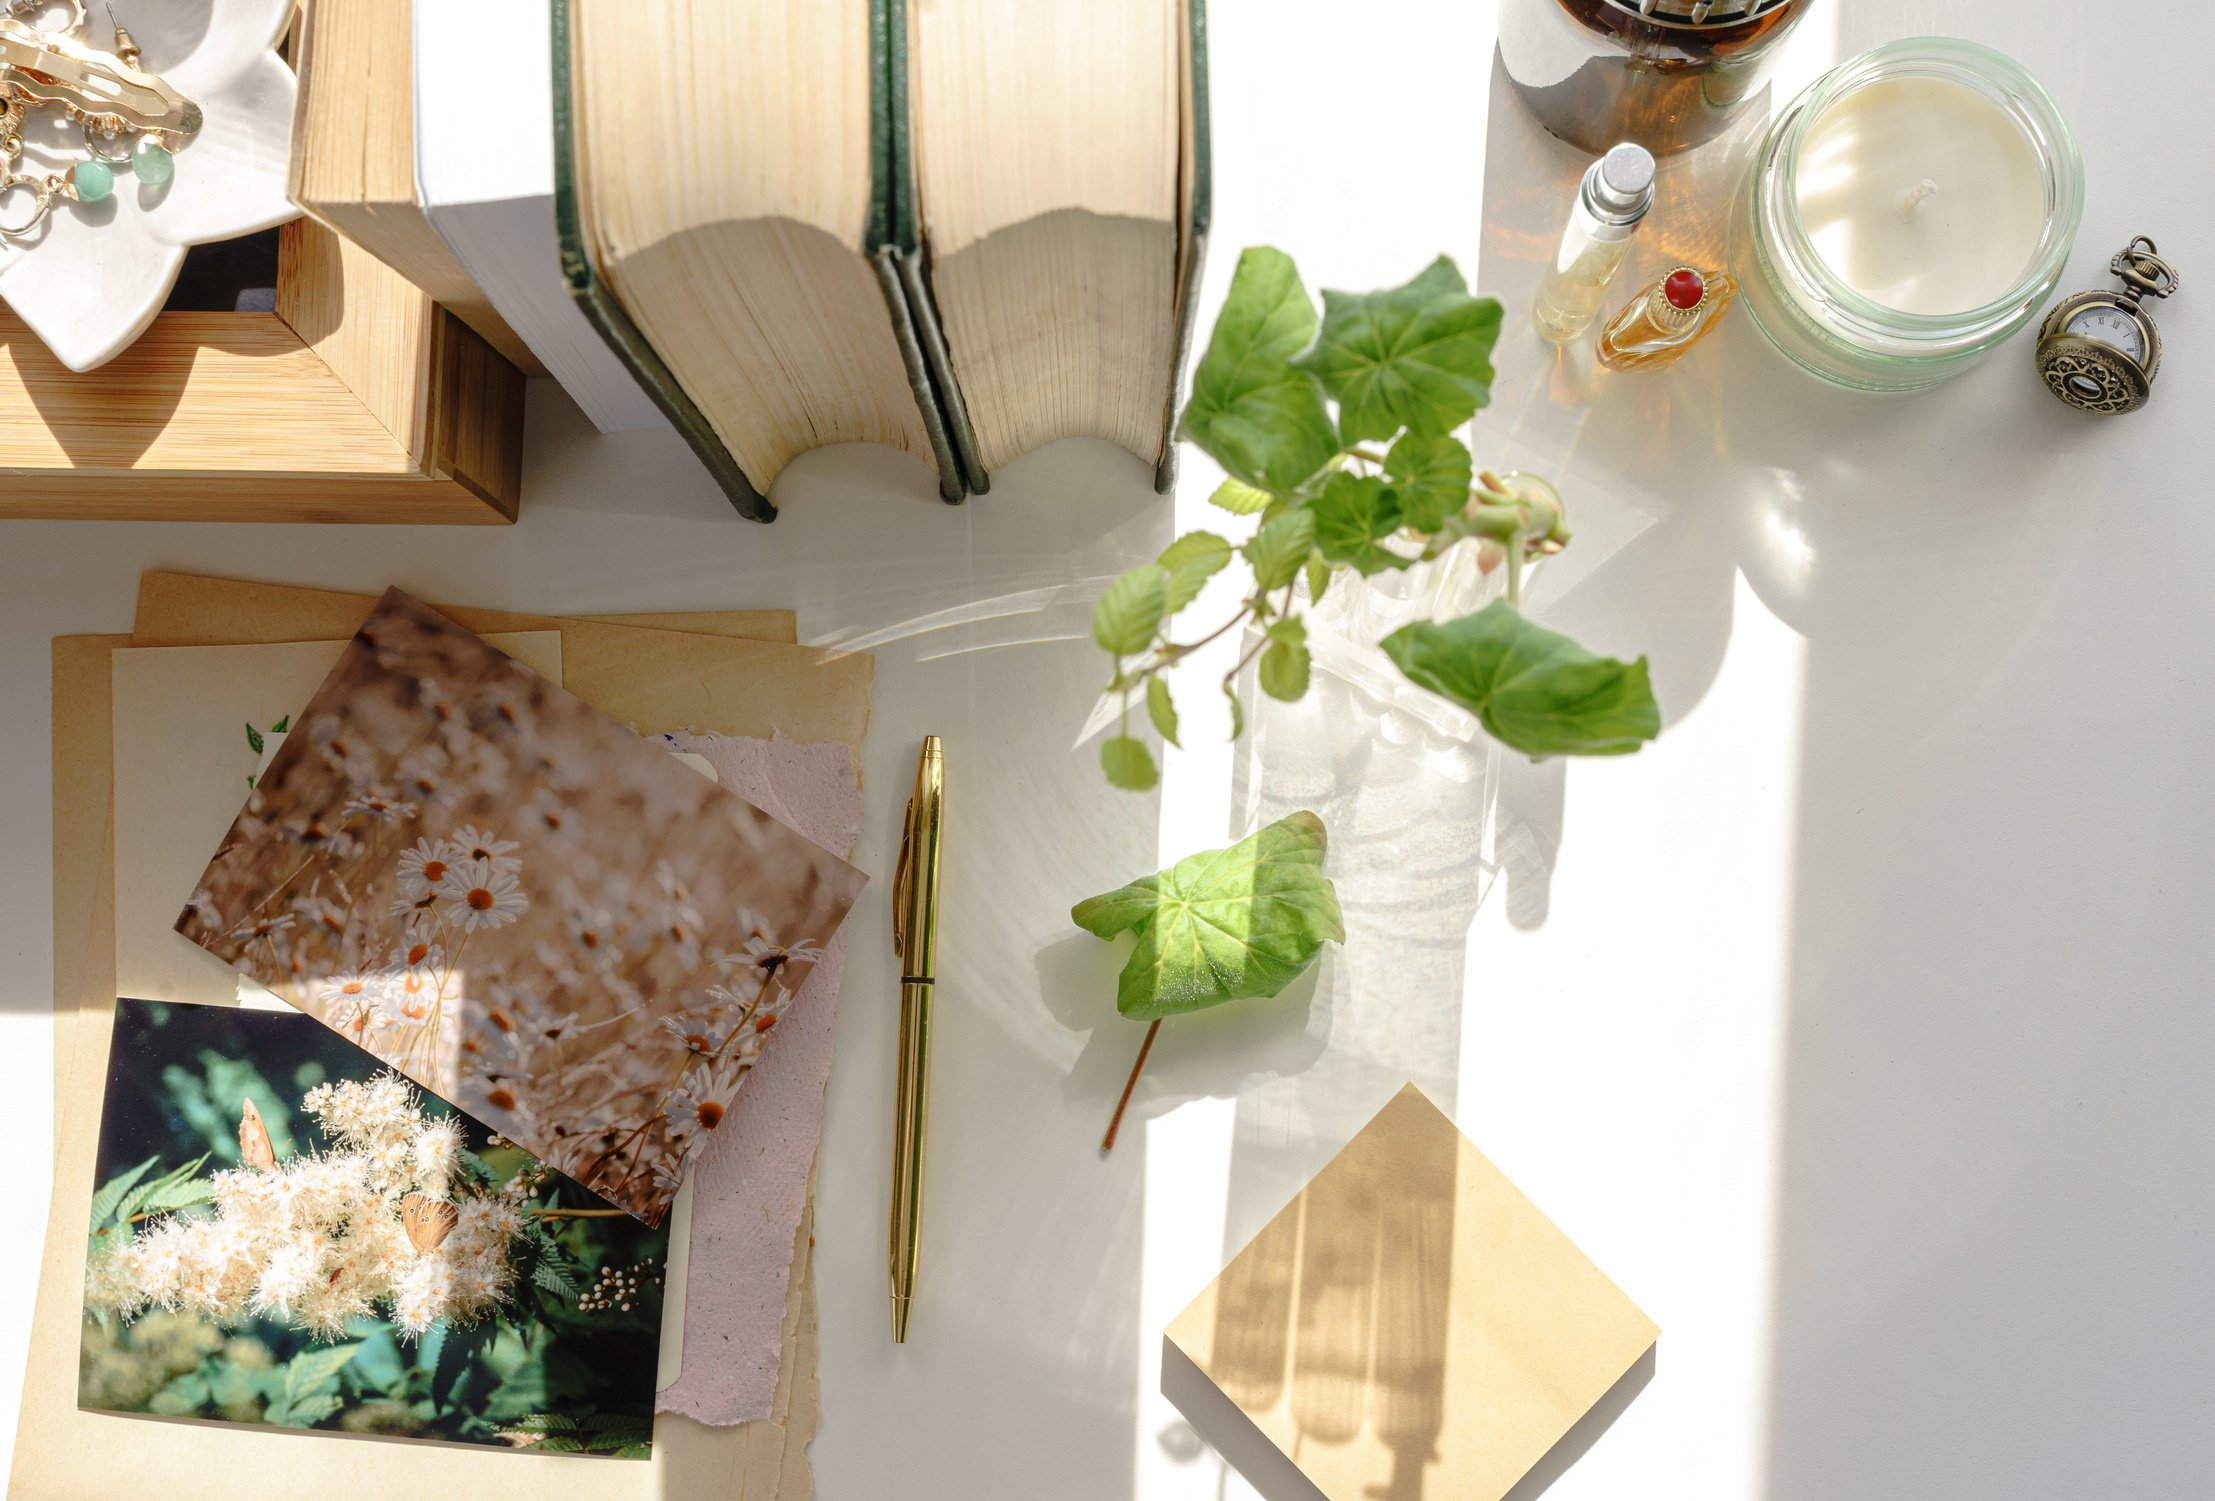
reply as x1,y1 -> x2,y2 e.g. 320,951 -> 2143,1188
657,733 -> 863,1425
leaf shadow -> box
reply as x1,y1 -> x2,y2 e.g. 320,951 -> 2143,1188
1035,932 -> 1334,1138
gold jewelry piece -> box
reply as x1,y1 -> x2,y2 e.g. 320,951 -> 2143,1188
0,1 -> 200,238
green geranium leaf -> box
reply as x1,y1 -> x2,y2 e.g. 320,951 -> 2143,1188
1158,531 -> 1233,614
1304,553 -> 1332,604
1180,248 -> 1340,492
1245,507 -> 1318,591
1293,256 -> 1502,443
1071,811 -> 1345,1019
1101,735 -> 1160,791
1145,676 -> 1180,747
1384,431 -> 1474,532
1310,473 -> 1410,577
1260,618 -> 1310,701
1208,477 -> 1274,515
1380,600 -> 1660,757
1093,565 -> 1169,655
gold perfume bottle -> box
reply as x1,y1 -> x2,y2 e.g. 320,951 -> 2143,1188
1597,266 -> 1736,371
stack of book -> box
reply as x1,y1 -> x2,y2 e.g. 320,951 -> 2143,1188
298,0 -> 1210,520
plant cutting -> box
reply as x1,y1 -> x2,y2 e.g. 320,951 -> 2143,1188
1073,812 -> 1343,1152
1090,247 -> 1663,789
1077,251 -> 1666,1141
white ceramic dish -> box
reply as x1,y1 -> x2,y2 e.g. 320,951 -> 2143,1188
0,0 -> 298,372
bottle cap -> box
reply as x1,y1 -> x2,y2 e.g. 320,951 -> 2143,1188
1587,143 -> 1656,223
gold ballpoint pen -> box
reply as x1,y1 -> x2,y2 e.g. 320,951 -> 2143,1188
888,736 -> 944,1342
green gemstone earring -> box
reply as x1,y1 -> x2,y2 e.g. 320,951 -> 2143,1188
0,3 -> 200,236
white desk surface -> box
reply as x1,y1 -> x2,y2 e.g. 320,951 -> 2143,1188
2,4 -> 2207,1497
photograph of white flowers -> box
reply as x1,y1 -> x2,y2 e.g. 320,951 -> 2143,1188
82,999 -> 666,1456
174,588 -> 867,1223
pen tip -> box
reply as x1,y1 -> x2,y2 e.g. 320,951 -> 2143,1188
892,1295 -> 912,1344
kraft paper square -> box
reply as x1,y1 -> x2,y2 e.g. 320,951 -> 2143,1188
1165,1084 -> 1659,1501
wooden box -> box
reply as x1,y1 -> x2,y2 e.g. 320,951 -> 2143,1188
0,217 -> 523,523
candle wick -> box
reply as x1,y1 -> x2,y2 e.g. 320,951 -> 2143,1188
1897,178 -> 1940,220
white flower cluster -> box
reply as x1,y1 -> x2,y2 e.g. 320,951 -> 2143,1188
86,1076 -> 527,1341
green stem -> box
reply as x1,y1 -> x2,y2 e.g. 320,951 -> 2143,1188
1505,528 -> 1525,609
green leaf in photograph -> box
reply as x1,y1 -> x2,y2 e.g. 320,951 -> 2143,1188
1380,599 -> 1661,757
1093,564 -> 1170,655
282,1391 -> 344,1428
271,715 -> 289,733
102,1154 -> 215,1242
1180,248 -> 1340,492
1310,472 -> 1410,577
147,1372 -> 210,1416
431,1322 -> 495,1411
1293,256 -> 1502,442
533,1256 -> 582,1302
1071,811 -> 1345,1020
1260,618 -> 1311,702
87,1156 -> 158,1230
1145,676 -> 1180,748
283,1341 -> 362,1407
1100,735 -> 1159,792
1384,430 -> 1475,532
244,722 -> 263,755
1244,507 -> 1318,592
1158,531 -> 1233,614
1208,477 -> 1274,515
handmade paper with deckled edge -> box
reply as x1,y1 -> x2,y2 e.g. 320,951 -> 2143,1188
656,731 -> 860,1426
21,596 -> 852,1501
1165,1084 -> 1659,1501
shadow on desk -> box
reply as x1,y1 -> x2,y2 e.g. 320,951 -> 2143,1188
1164,1338 -> 1655,1501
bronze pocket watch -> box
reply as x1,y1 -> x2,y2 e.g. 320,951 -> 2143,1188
2035,237 -> 2179,414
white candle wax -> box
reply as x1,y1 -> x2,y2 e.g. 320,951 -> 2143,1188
1792,75 -> 2047,316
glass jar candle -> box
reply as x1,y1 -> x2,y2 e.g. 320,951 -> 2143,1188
1728,38 -> 2082,391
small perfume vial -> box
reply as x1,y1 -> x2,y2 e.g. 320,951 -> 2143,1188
1596,266 -> 1737,372
1531,142 -> 1655,345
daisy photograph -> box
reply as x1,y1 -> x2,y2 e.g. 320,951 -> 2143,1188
174,588 -> 867,1222
81,1000 -> 667,1456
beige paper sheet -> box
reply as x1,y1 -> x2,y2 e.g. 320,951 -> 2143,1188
1166,1084 -> 1660,1501
133,571 -> 800,647
110,634 -> 562,1007
130,573 -> 871,752
20,582 -> 863,1500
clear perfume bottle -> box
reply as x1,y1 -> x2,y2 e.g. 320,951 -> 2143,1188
1531,142 -> 1655,345
1596,266 -> 1737,371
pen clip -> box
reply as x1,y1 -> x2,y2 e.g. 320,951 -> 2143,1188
891,793 -> 915,962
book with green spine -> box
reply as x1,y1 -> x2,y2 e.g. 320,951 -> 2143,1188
904,0 -> 1211,497
551,0 -> 1210,520
552,0 -> 964,520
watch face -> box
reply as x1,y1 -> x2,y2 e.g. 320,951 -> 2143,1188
2065,303 -> 2147,364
